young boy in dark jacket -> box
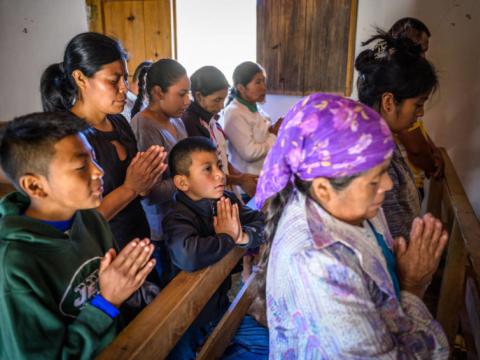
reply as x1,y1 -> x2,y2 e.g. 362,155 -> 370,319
163,136 -> 268,359
0,113 -> 156,359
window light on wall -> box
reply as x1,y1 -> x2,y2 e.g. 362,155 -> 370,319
175,0 -> 256,82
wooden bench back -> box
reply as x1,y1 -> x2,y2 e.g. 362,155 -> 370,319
0,165 -> 256,359
99,147 -> 480,359
97,247 -> 253,359
428,148 -> 480,357
0,182 -> 15,198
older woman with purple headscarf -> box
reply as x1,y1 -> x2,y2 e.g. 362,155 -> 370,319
253,94 -> 449,358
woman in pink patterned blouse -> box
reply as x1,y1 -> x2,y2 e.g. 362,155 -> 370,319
253,93 -> 449,359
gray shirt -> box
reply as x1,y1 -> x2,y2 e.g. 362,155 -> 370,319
382,146 -> 421,240
131,113 -> 187,240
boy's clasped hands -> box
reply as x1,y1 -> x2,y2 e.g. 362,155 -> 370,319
213,197 -> 249,245
99,238 -> 156,308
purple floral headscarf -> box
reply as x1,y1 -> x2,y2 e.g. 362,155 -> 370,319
255,93 -> 394,208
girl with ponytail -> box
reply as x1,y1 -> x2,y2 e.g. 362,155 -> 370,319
40,32 -> 167,250
355,30 -> 438,242
130,59 -> 190,243
252,93 -> 449,358
119,60 -> 152,122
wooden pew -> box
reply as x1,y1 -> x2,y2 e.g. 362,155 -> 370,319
427,148 -> 480,358
98,247 -> 257,359
0,181 -> 15,198
99,147 -> 480,359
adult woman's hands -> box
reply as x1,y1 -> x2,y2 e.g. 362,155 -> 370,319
268,117 -> 284,136
394,213 -> 448,299
124,145 -> 168,196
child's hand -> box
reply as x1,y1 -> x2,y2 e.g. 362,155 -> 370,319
214,197 -> 243,242
124,146 -> 168,196
98,238 -> 156,308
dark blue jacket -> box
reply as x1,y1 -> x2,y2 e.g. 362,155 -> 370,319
162,190 -> 265,327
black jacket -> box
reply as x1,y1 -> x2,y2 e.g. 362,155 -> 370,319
162,190 -> 265,327
181,101 -> 213,138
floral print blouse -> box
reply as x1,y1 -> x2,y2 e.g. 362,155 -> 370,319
266,191 -> 448,359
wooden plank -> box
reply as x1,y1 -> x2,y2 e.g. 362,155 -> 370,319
440,182 -> 455,233
103,0 -> 146,78
257,0 -> 307,95
172,0 -> 177,59
426,176 -> 443,219
344,0 -> 358,96
465,277 -> 480,357
97,247 -> 245,360
143,0 -> 172,61
86,0 -> 104,33
303,0 -> 353,94
0,163 -> 11,183
197,271 -> 257,360
436,220 -> 467,345
0,182 -> 15,198
441,148 -> 480,278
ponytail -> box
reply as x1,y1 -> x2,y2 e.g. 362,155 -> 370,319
40,62 -> 76,112
249,177 -> 312,326
40,32 -> 127,112
226,86 -> 238,106
131,63 -> 152,118
226,61 -> 264,107
131,58 -> 186,117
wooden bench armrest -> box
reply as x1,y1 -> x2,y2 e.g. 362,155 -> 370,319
429,148 -> 480,354
197,270 -> 258,359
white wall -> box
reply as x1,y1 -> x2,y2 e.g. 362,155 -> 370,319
262,94 -> 302,122
0,0 -> 88,122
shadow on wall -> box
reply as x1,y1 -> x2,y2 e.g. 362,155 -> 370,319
351,0 -> 480,218
413,0 -> 480,218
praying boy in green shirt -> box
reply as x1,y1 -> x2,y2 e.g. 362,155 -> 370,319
0,112 -> 157,359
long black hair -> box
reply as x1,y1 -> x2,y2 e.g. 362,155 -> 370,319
131,58 -> 187,118
190,66 -> 229,102
389,17 -> 431,39
226,61 -> 264,105
130,61 -> 153,118
355,30 -> 438,108
40,32 -> 127,112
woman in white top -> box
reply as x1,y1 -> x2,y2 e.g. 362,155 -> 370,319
222,62 -> 280,175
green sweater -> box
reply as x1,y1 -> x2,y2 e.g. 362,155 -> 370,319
0,192 -> 119,359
